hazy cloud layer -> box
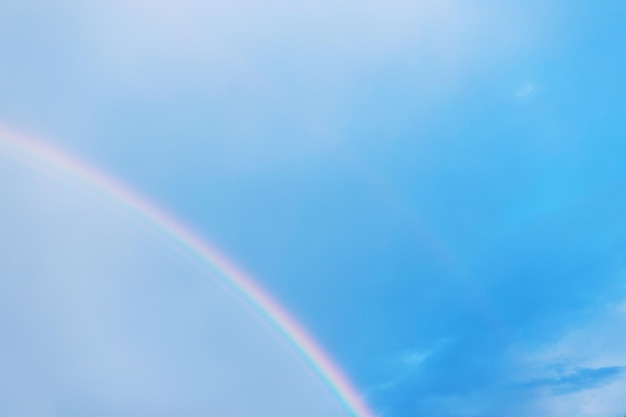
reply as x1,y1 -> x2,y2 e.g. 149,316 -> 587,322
0,156 -> 349,416
521,366 -> 626,394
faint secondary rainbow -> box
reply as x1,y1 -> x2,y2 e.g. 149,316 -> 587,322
0,126 -> 376,417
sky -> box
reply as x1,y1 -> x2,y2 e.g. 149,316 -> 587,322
1,1 -> 626,416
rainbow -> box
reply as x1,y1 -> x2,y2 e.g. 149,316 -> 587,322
0,126 -> 376,417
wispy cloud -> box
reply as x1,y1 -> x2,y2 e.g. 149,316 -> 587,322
515,81 -> 537,101
398,338 -> 452,369
367,338 -> 452,397
511,292 -> 626,416
521,366 -> 626,394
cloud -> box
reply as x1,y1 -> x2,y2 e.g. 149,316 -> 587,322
515,81 -> 537,100
511,293 -> 626,417
398,338 -> 453,369
77,0 -> 518,75
401,350 -> 432,366
0,146 -> 350,415
521,366 -> 626,394
0,0 -> 545,180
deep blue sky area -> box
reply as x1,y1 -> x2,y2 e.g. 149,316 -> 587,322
2,1 -> 626,416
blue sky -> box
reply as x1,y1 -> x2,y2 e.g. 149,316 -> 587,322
2,1 -> 626,416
